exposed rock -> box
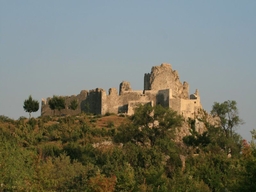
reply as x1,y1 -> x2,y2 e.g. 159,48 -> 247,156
195,119 -> 207,134
92,141 -> 113,148
144,63 -> 189,99
175,122 -> 191,143
196,108 -> 220,127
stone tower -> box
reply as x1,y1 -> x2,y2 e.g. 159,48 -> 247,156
144,63 -> 189,99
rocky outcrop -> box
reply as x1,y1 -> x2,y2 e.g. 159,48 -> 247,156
144,63 -> 189,99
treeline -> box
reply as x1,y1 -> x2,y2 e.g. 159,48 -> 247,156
0,103 -> 256,191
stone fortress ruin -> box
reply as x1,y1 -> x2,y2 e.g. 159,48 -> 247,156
41,63 -> 202,118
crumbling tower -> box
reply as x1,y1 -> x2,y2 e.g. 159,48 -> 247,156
144,63 -> 189,99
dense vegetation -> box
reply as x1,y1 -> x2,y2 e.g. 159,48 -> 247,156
1,103 -> 255,191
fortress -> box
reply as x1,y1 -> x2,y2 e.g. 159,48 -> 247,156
41,63 -> 202,118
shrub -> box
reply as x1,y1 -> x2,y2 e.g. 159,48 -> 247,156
105,112 -> 115,116
28,118 -> 37,128
107,121 -> 115,128
0,115 -> 15,123
40,143 -> 61,158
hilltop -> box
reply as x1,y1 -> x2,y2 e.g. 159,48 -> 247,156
0,103 -> 254,191
41,63 -> 202,119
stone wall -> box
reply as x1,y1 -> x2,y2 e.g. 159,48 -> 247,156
82,88 -> 103,114
41,89 -> 102,116
41,91 -> 86,116
127,101 -> 153,116
101,83 -> 169,115
156,89 -> 171,107
169,89 -> 202,119
41,63 -> 203,119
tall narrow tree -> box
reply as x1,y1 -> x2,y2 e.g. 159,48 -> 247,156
23,95 -> 39,118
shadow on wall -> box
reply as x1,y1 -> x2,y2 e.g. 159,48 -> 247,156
156,94 -> 166,106
118,105 -> 128,113
80,92 -> 102,115
80,100 -> 90,114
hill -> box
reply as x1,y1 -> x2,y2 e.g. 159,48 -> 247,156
0,105 -> 255,191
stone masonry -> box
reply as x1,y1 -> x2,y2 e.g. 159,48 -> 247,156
41,63 -> 202,118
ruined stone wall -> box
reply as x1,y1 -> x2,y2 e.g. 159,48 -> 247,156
41,89 -> 103,116
144,63 -> 189,99
127,101 -> 153,116
82,88 -> 103,114
101,82 -> 170,115
119,81 -> 132,95
41,63 -> 203,119
144,73 -> 151,90
156,89 -> 171,107
169,98 -> 181,114
41,90 -> 88,116
102,90 -> 156,115
101,88 -> 120,114
169,91 -> 202,119
180,99 -> 196,118
125,89 -> 170,115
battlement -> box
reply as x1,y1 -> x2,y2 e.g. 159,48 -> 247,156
41,63 -> 202,118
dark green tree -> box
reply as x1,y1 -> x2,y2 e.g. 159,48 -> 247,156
211,100 -> 243,138
69,99 -> 78,110
48,95 -> 65,115
23,95 -> 39,118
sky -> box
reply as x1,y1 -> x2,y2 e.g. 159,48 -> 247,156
0,1 -> 255,141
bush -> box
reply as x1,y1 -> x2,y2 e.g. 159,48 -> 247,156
40,115 -> 52,123
107,121 -> 115,128
40,143 -> 61,158
90,119 -> 96,123
0,115 -> 15,123
28,118 -> 37,128
105,112 -> 115,116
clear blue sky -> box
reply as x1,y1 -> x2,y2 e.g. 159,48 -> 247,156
1,1 -> 255,140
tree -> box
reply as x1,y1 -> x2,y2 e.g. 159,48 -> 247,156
69,99 -> 78,111
48,95 -> 65,115
238,131 -> 256,192
23,95 -> 39,118
115,104 -> 183,147
211,100 -> 243,138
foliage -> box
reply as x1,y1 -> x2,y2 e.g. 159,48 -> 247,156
0,132 -> 35,191
107,120 -> 115,128
35,153 -> 88,191
105,111 -> 115,116
169,171 -> 211,192
0,101 -> 254,191
119,104 -> 183,146
183,119 -> 210,148
48,95 -> 66,115
0,115 -> 15,123
236,157 -> 256,192
211,100 -> 243,138
69,99 -> 78,110
23,95 -> 39,118
185,152 -> 240,191
88,173 -> 116,192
